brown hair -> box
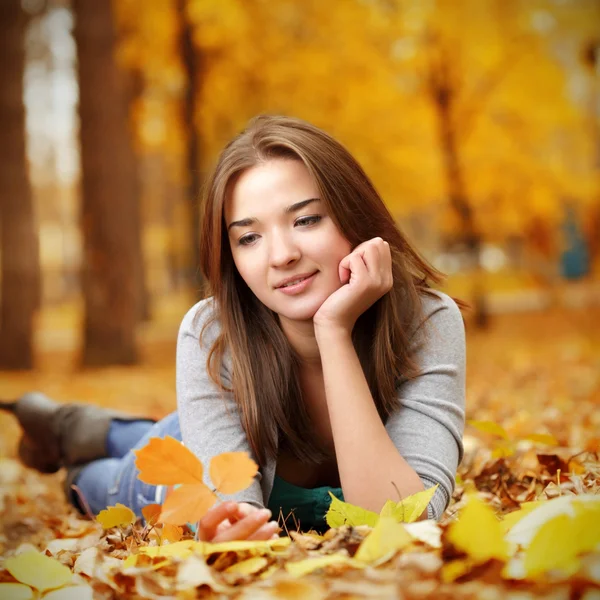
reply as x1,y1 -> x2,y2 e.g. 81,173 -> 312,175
198,115 -> 465,465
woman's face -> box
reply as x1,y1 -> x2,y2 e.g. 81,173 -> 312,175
224,158 -> 352,324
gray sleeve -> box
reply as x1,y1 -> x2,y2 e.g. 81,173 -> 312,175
176,300 -> 266,508
385,291 -> 466,520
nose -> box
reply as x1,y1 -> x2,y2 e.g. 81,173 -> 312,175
268,229 -> 300,268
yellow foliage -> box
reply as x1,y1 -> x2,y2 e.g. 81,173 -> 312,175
325,493 -> 379,528
379,485 -> 438,523
285,553 -> 357,577
354,517 -> 412,564
3,551 -> 73,592
0,583 -> 33,600
96,503 -> 137,529
446,494 -> 511,563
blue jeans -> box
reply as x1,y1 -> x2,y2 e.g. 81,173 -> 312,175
73,411 -> 181,517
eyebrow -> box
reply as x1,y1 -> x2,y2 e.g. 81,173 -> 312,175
227,198 -> 321,232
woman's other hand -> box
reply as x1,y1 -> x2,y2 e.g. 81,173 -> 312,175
196,501 -> 280,542
313,237 -> 393,334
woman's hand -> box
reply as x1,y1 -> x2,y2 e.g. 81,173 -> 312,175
313,237 -> 393,335
196,502 -> 280,542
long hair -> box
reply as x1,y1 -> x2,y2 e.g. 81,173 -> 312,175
198,115 -> 465,465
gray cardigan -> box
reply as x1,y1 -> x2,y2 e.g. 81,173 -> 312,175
176,290 -> 466,520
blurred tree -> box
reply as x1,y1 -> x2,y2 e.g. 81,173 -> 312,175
73,0 -> 143,366
178,0 -> 203,293
0,1 -> 40,370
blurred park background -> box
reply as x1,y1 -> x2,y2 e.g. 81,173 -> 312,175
1,0 -> 599,401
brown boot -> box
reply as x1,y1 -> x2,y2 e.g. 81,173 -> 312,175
1,392 -> 154,473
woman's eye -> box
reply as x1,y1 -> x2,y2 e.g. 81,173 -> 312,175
238,233 -> 259,246
295,215 -> 322,227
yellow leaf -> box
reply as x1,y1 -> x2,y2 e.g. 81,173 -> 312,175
123,554 -> 138,568
379,485 -> 438,523
285,553 -> 356,577
467,420 -> 509,440
491,441 -> 515,458
524,433 -> 559,446
209,452 -> 258,494
224,556 -> 268,575
325,493 -> 379,528
159,483 -> 217,525
441,558 -> 475,583
202,537 -> 291,555
354,516 -> 412,563
524,514 -> 581,577
43,586 -> 93,600
134,436 -> 204,485
0,583 -> 33,600
446,494 -> 510,563
139,540 -> 196,559
501,502 -> 543,534
524,499 -> 600,577
4,551 -> 73,592
96,503 -> 136,529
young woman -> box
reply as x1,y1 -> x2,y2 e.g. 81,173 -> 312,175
4,115 -> 466,542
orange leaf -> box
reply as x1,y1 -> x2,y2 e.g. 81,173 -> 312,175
209,452 -> 259,494
142,503 -> 162,525
161,523 -> 183,543
159,483 -> 217,525
134,436 -> 204,485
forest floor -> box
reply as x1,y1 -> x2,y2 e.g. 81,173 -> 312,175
0,304 -> 599,599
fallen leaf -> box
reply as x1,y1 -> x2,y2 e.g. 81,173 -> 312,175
354,516 -> 412,563
209,452 -> 259,494
161,523 -> 184,543
224,556 -> 268,575
467,420 -> 509,440
96,503 -> 136,529
43,585 -> 94,600
4,551 -> 73,592
134,436 -> 204,485
285,553 -> 356,577
445,494 -> 510,563
175,555 -> 231,593
404,520 -> 443,548
524,433 -> 559,446
159,482 -> 217,525
379,485 -> 438,523
325,493 -> 379,528
0,583 -> 33,600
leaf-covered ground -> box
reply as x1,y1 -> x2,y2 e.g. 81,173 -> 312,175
1,306 -> 599,599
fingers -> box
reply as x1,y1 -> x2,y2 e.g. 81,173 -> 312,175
197,501 -> 238,541
246,521 -> 281,541
211,508 -> 274,543
341,238 -> 390,286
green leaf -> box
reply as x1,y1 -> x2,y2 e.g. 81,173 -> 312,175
325,492 -> 379,528
379,485 -> 438,523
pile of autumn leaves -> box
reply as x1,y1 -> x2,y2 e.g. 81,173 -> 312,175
1,426 -> 599,599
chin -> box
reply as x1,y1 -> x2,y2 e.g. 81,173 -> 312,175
271,298 -> 325,323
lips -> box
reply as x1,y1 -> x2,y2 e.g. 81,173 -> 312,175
275,271 -> 318,289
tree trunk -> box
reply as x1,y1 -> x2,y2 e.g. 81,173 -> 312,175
178,0 -> 203,295
0,2 -> 40,370
73,0 -> 141,366
430,60 -> 489,327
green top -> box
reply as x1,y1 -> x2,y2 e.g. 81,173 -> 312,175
267,475 -> 344,534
